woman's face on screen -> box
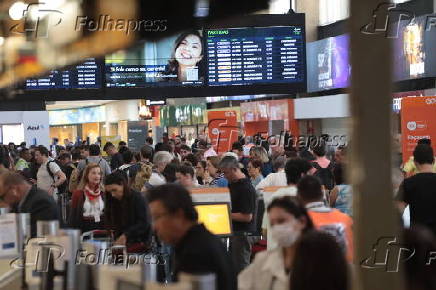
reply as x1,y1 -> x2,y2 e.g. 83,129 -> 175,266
175,34 -> 203,66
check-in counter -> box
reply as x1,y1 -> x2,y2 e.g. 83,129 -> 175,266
190,187 -> 231,204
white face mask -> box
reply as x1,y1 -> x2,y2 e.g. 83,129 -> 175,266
271,220 -> 301,247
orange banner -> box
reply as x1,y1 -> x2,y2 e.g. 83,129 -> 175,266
401,96 -> 436,163
208,110 -> 239,154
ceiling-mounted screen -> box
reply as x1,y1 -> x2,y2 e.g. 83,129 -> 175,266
104,14 -> 306,98
206,26 -> 305,86
105,30 -> 205,88
393,13 -> 436,82
307,34 -> 350,93
17,14 -> 306,100
25,58 -> 102,90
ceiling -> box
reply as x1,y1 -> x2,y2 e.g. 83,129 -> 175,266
45,100 -> 116,111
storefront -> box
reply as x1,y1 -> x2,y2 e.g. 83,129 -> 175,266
49,100 -> 141,145
240,99 -> 299,137
0,111 -> 50,147
294,94 -> 350,138
159,104 -> 207,144
49,106 -> 107,144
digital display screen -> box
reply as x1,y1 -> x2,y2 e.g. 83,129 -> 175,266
105,16 -> 306,94
394,17 -> 426,81
194,203 -> 232,236
105,30 -> 205,88
20,14 -> 307,100
307,34 -> 350,92
25,58 -> 101,90
206,26 -> 305,86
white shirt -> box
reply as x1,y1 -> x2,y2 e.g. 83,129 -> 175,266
403,205 -> 410,228
149,172 -> 166,186
37,158 -> 62,196
238,247 -> 289,290
83,195 -> 104,222
262,186 -> 298,250
256,170 -> 287,190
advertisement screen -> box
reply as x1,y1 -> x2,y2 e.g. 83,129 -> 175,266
307,34 -> 350,92
394,17 -> 426,81
106,30 -> 205,88
393,13 -> 436,81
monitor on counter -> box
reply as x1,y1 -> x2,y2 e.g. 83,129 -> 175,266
194,202 -> 233,237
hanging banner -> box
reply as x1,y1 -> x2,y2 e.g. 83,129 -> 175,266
401,96 -> 436,163
207,111 -> 239,154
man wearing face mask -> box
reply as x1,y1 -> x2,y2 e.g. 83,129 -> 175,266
0,172 -> 58,237
238,196 -> 314,290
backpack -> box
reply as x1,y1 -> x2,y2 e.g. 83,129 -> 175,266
311,161 -> 335,191
132,162 -> 153,192
68,158 -> 102,193
114,164 -> 132,183
46,160 -> 67,193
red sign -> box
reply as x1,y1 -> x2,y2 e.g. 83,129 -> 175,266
401,96 -> 436,163
208,111 -> 239,154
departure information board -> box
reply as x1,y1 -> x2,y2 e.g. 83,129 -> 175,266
25,58 -> 101,90
206,26 -> 305,86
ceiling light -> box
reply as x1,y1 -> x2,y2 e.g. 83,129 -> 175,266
9,1 -> 27,21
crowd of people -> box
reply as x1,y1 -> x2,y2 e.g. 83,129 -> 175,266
0,134 -> 435,290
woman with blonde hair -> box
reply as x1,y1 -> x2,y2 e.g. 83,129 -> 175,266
69,163 -> 105,233
250,146 -> 273,177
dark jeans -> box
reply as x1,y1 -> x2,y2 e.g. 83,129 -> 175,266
229,235 -> 254,274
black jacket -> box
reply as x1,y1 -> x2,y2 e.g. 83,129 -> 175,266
110,153 -> 124,171
106,190 -> 152,245
175,224 -> 237,290
14,185 -> 59,237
